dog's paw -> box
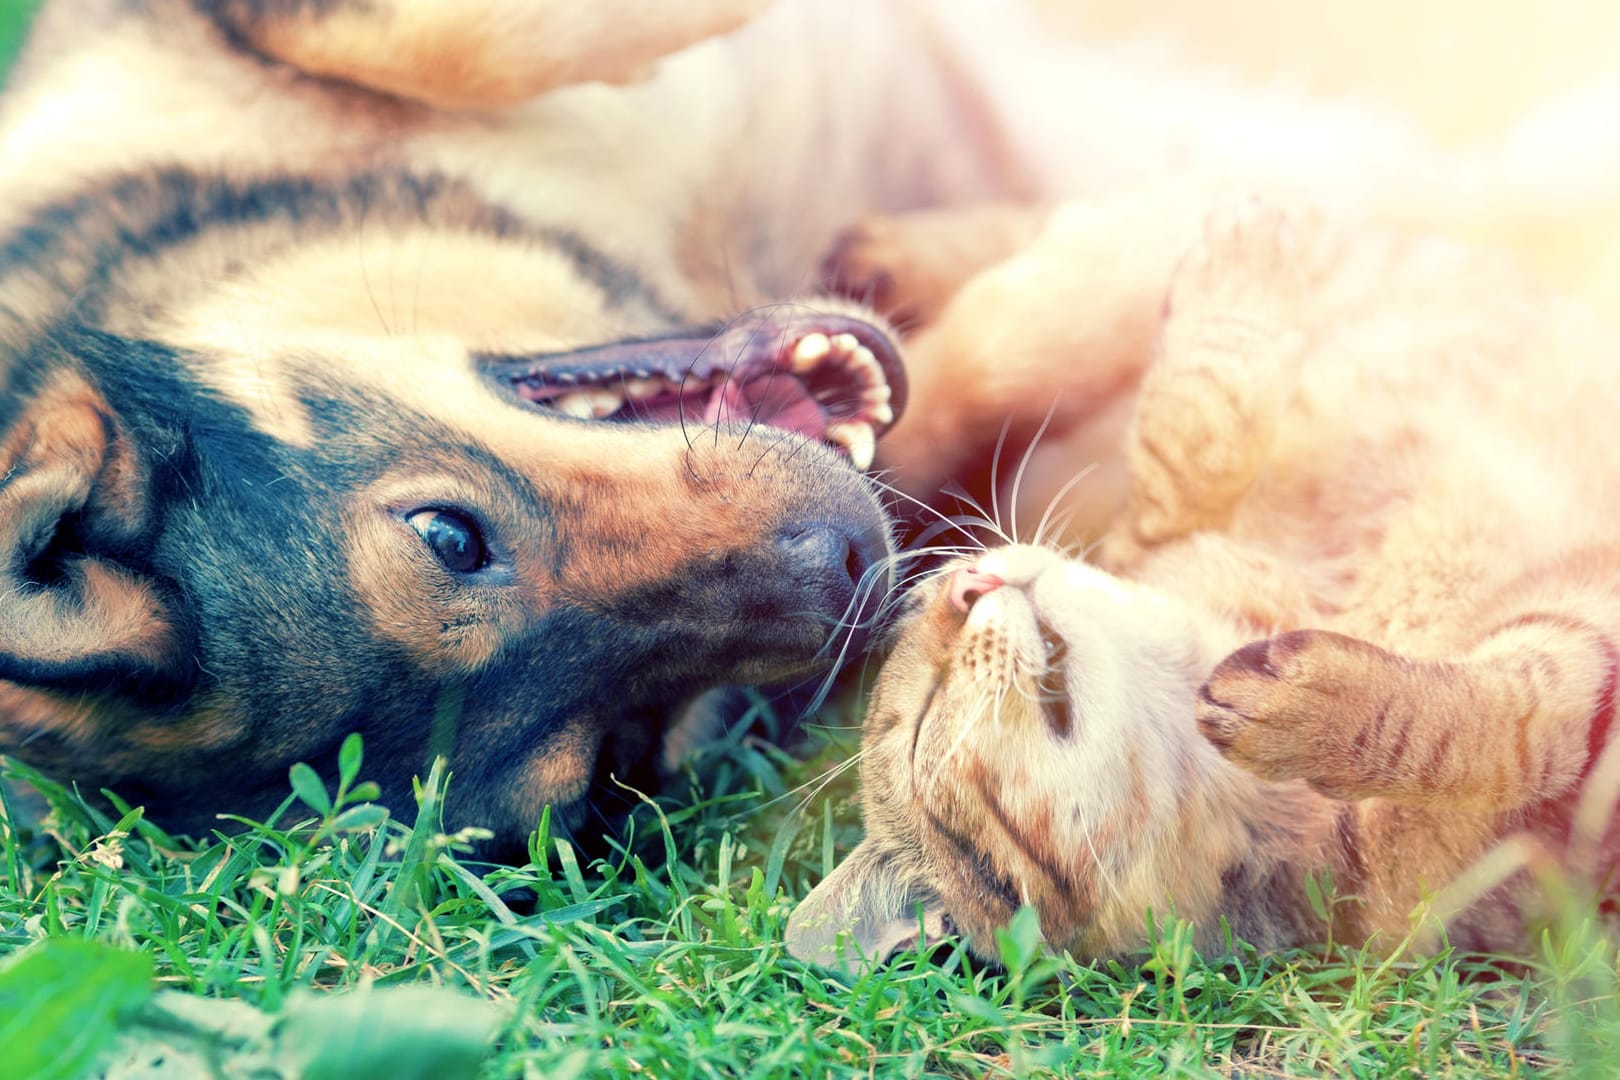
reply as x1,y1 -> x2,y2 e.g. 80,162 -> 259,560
822,205 -> 1049,331
1196,629 -> 1392,791
660,686 -> 745,772
822,218 -> 926,326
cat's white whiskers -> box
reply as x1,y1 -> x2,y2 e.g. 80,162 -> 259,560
1030,462 -> 1099,550
863,473 -> 993,552
924,686 -> 996,793
987,416 -> 1014,545
1006,398 -> 1062,547
1053,517 -> 1094,559
1077,802 -> 1129,915
786,748 -> 866,817
728,742 -> 868,822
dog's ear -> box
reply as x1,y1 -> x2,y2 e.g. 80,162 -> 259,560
0,371 -> 192,701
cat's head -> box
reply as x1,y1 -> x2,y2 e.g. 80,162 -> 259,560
787,544 -> 1255,970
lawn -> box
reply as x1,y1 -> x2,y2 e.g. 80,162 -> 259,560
2,2 -> 1619,1076
6,721 -> 1620,1079
0,0 -> 37,81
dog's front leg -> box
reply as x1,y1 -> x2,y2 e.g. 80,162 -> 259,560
203,0 -> 770,109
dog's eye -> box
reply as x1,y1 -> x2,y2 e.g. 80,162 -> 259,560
405,509 -> 488,574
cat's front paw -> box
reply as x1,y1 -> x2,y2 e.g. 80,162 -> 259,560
1164,197 -> 1310,336
1196,629 -> 1394,796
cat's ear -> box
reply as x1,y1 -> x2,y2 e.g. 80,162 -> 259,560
786,840 -> 949,974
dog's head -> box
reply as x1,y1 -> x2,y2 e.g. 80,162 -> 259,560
0,291 -> 904,851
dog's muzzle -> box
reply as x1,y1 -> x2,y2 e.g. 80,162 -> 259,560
481,308 -> 906,471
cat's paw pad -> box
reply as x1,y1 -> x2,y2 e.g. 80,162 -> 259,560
1163,197 -> 1310,348
1196,629 -> 1382,781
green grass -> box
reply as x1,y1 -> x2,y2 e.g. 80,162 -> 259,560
3,719 -> 1620,1080
0,0 -> 41,82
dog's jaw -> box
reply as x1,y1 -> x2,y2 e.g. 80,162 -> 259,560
483,309 -> 905,472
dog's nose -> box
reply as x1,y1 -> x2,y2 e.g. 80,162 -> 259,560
948,565 -> 1004,613
778,520 -> 887,618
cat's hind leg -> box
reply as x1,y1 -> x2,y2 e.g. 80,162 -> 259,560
1196,604 -> 1617,812
1115,199 -> 1316,552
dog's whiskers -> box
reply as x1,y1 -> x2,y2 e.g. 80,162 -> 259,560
736,307 -> 797,450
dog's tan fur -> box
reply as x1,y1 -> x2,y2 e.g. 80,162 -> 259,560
791,197 -> 1620,967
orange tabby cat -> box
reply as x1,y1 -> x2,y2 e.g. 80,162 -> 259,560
787,196 -> 1620,970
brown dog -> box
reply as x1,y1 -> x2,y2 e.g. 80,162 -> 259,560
0,0 -> 1068,852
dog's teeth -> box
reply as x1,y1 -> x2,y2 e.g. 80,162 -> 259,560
850,345 -> 883,385
583,389 -> 625,417
869,402 -> 894,426
830,332 -> 859,355
553,393 -> 596,418
865,382 -> 892,406
552,390 -> 622,418
791,333 -> 830,371
624,376 -> 665,398
825,420 -> 876,470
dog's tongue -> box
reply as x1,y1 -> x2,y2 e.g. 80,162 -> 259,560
703,373 -> 828,438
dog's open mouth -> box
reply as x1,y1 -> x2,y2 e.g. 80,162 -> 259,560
484,313 -> 905,470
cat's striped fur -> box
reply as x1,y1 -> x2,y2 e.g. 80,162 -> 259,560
790,197 -> 1620,967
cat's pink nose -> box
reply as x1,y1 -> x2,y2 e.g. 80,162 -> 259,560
948,565 -> 1005,613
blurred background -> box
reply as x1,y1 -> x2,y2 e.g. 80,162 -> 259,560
1045,1 -> 1620,144
1039,0 -> 1620,311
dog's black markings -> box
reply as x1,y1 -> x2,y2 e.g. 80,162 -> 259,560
0,168 -> 682,361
